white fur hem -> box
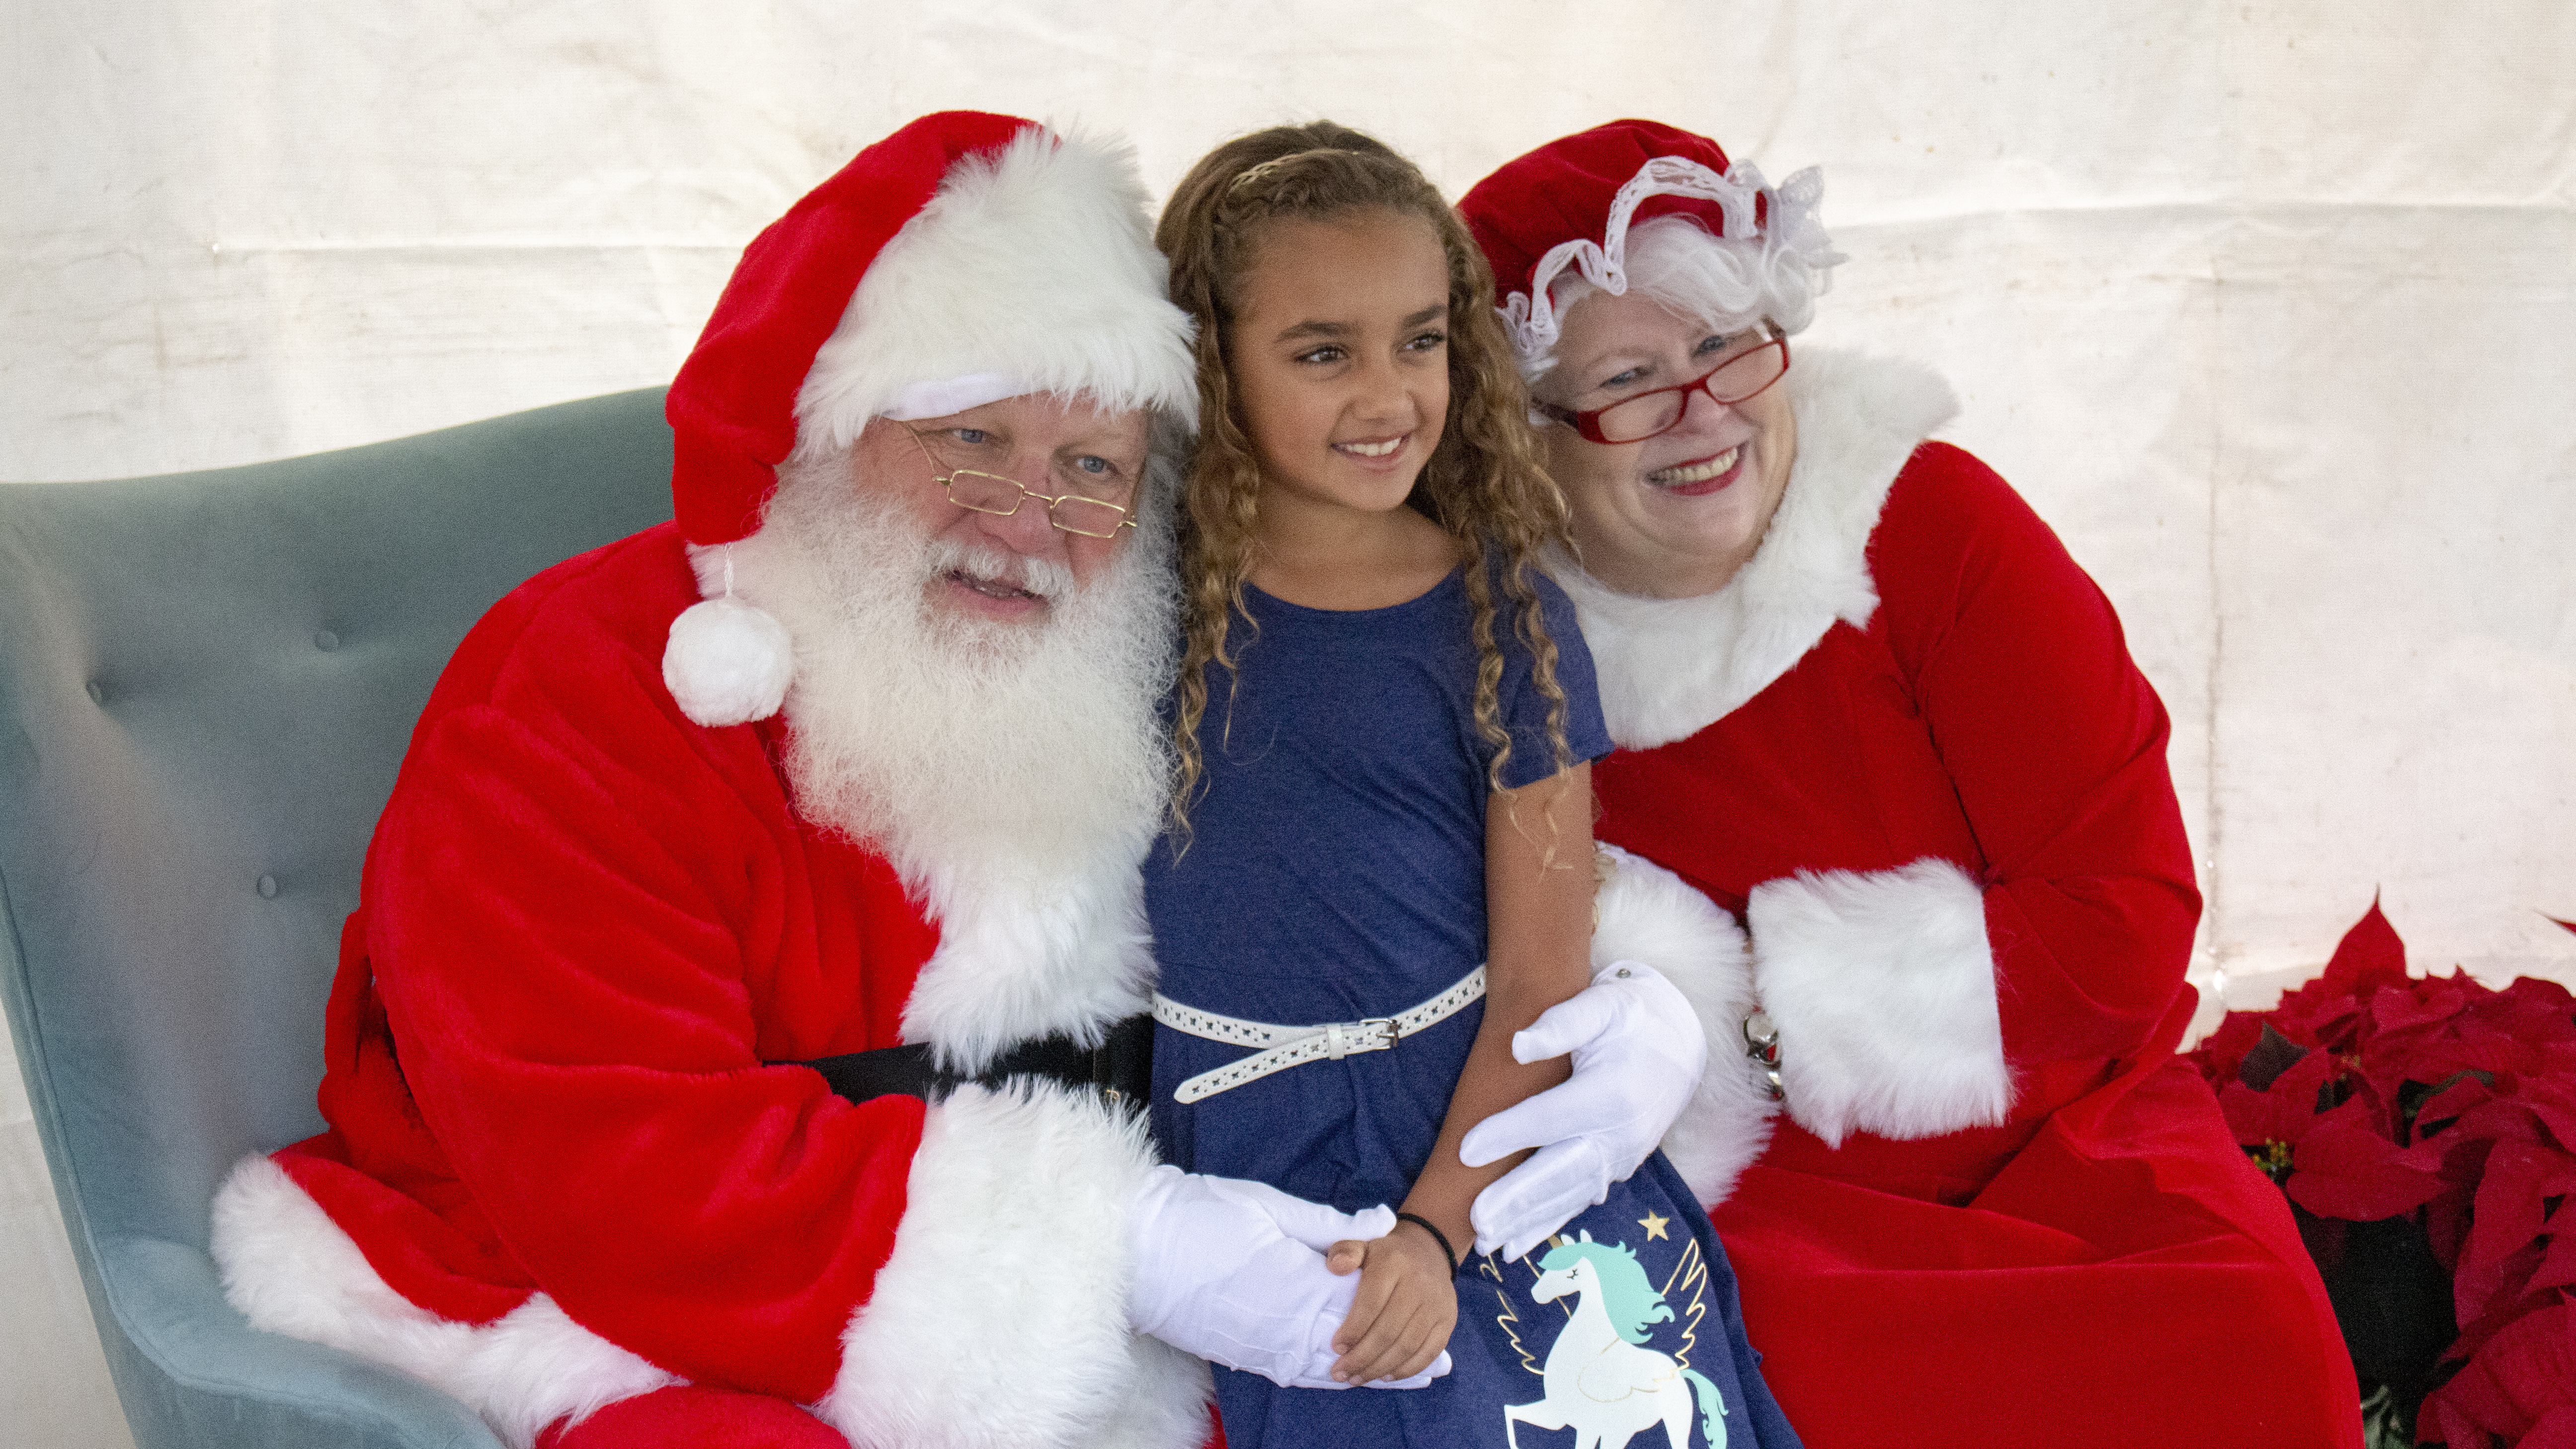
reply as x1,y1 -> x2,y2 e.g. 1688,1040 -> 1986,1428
819,1083 -> 1208,1449
209,1155 -> 678,1449
1746,857 -> 2011,1145
1592,844 -> 1777,1208
1551,349 -> 1960,749
793,124 -> 1199,455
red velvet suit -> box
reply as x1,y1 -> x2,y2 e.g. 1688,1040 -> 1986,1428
210,523 -> 1207,1449
1567,350 -> 2363,1448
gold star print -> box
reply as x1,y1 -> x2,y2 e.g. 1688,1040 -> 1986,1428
1638,1210 -> 1672,1241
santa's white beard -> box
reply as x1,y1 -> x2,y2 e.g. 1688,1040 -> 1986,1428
723,459 -> 1175,898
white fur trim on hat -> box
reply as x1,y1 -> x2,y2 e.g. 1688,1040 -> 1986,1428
664,545 -> 794,726
210,1155 -> 679,1448
1503,157 -> 1841,362
1746,856 -> 2012,1146
882,371 -> 1035,421
1591,844 -> 1778,1209
794,125 -> 1200,455
818,1082 -> 1208,1449
1550,348 -> 1961,749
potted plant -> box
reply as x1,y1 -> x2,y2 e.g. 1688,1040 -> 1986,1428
2188,904 -> 2576,1448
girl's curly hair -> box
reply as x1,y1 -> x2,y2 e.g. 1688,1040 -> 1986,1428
1155,122 -> 1576,848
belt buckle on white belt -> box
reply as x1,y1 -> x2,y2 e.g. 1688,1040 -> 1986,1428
1154,966 -> 1486,1104
1324,1018 -> 1400,1058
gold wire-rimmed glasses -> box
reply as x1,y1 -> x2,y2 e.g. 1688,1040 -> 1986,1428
899,422 -> 1138,540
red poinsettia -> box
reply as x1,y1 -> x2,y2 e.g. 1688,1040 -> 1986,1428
2188,901 -> 2576,1448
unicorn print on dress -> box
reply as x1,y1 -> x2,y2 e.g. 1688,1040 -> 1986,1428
1502,1232 -> 1728,1449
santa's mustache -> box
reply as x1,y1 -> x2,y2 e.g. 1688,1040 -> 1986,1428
917,539 -> 1074,605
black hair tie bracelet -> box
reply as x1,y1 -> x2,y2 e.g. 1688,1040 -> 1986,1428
1395,1211 -> 1460,1276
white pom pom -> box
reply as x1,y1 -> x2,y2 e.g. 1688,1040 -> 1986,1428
662,596 -> 794,726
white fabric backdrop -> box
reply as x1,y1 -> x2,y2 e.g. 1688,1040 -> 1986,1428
6,1 -> 2573,1441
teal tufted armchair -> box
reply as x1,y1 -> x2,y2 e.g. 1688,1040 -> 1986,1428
0,391 -> 674,1448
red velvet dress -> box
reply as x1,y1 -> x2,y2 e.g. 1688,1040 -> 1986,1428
1569,350 -> 2362,1448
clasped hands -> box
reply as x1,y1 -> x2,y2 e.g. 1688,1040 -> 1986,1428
1127,959 -> 1703,1387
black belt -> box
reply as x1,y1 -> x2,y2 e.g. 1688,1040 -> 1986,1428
781,1013 -> 1152,1109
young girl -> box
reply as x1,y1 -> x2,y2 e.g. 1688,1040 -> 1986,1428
1142,123 -> 1799,1449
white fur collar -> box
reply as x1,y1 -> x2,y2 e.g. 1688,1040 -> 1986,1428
1550,348 -> 1959,749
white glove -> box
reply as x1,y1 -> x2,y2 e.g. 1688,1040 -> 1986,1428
1460,960 -> 1709,1261
1125,1166 -> 1450,1388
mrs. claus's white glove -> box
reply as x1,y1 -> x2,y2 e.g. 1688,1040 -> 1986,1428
1125,1166 -> 1449,1389
1460,959 -> 1708,1262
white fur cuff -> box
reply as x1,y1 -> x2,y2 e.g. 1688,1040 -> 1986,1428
1746,857 -> 2010,1146
818,1083 -> 1208,1449
1592,845 -> 1778,1208
209,1155 -> 677,1449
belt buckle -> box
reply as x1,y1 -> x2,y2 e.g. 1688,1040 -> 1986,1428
1320,1018 -> 1402,1060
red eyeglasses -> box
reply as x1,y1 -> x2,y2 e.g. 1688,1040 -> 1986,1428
1538,333 -> 1791,445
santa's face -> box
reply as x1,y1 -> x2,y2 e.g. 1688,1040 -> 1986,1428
1534,290 -> 1797,600
841,394 -> 1151,632
741,417 -> 1175,886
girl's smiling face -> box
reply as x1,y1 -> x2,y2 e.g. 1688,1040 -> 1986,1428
1533,288 -> 1798,599
1226,209 -> 1451,520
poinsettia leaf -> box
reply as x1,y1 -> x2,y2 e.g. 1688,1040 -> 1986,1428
2423,1394 -> 2483,1449
2529,1042 -> 2576,1085
2191,1011 -> 2267,1090
2369,981 -> 2474,1036
2521,1081 -> 2576,1154
2339,1072 -> 2401,1141
2392,1041 -> 2527,1099
2516,1406 -> 2576,1449
2468,1246 -> 2558,1354
2288,1109 -> 2445,1220
2548,914 -> 2576,940
2422,1299 -> 2576,1432
2443,1286 -> 2546,1386
2266,973 -> 2364,1051
2219,1079 -> 2317,1147
2423,1180 -> 2478,1272
2322,896 -> 2412,999
2527,1221 -> 2576,1297
2447,1099 -> 2551,1152
2240,1021 -> 2311,1092
2408,1072 -> 2500,1142
2496,972 -> 2576,1023
2455,1143 -> 2565,1327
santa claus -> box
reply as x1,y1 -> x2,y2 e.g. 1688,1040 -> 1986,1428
202,112 -> 1488,1449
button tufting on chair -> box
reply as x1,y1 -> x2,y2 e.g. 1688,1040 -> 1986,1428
0,388 -> 674,1449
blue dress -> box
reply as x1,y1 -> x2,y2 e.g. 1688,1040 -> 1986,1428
1144,568 -> 1800,1449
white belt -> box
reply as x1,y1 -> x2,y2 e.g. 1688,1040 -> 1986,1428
1153,967 -> 1487,1104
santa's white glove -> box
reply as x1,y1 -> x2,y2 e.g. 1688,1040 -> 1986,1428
1125,1165 -> 1450,1389
1460,960 -> 1708,1262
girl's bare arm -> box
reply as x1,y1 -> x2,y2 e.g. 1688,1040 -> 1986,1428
1328,763 -> 1597,1382
1409,761 -> 1596,1243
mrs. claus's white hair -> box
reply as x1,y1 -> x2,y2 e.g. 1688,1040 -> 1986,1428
1529,214 -> 1842,381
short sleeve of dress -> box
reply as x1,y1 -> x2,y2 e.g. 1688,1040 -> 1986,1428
1493,564 -> 1613,790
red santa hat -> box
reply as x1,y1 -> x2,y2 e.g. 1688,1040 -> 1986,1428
659,110 -> 1198,726
1457,118 -> 1834,366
